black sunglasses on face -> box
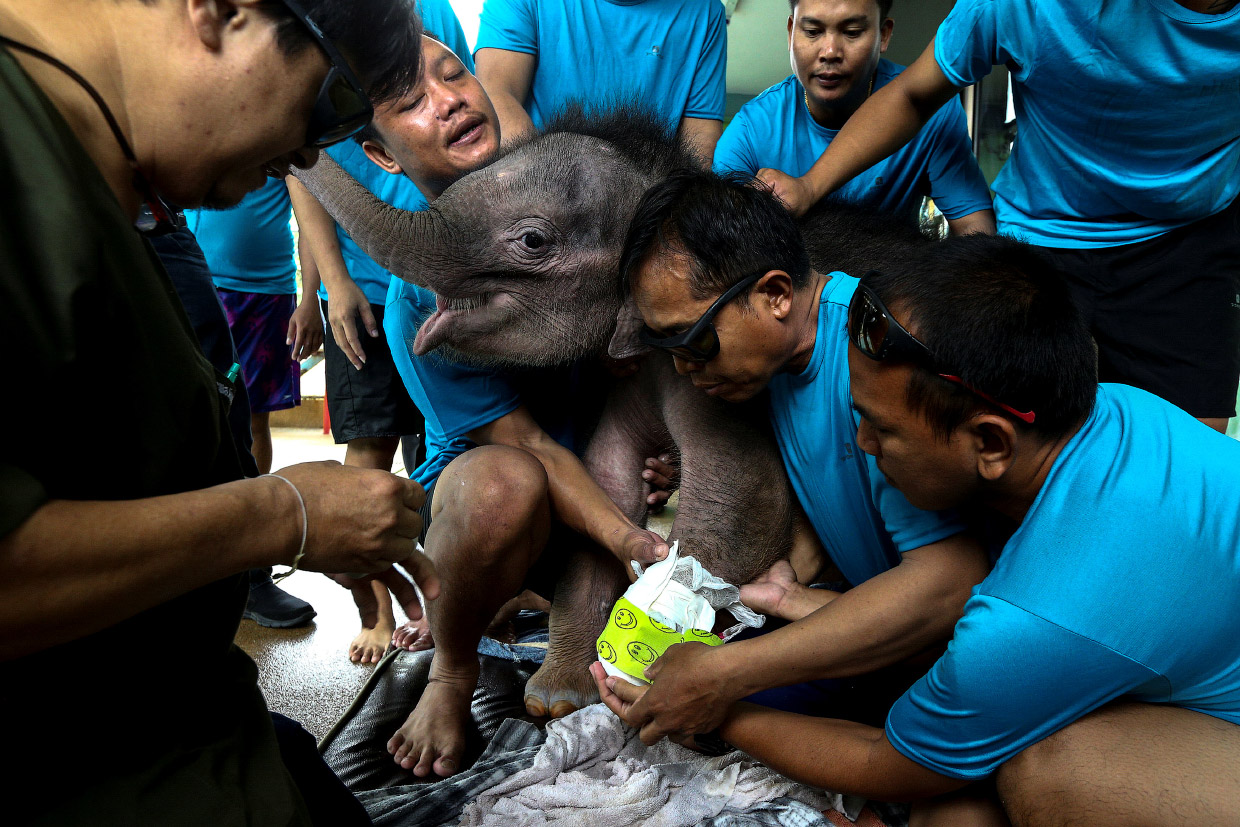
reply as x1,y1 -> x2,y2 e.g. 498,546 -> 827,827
639,271 -> 764,362
847,277 -> 1037,425
278,0 -> 374,148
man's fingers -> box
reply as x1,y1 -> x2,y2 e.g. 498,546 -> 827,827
607,675 -> 649,706
337,317 -> 367,369
402,479 -> 427,511
398,549 -> 440,602
591,663 -> 629,718
342,576 -> 380,629
376,567 -> 424,621
359,303 -> 379,339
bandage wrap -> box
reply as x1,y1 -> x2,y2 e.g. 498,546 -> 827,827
596,597 -> 722,683
595,542 -> 764,685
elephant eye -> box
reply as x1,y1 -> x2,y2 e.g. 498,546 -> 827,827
520,231 -> 547,251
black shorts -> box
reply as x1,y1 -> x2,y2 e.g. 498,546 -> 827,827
321,298 -> 424,443
1034,198 -> 1240,419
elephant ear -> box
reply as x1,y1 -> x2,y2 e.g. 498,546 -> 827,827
607,293 -> 653,360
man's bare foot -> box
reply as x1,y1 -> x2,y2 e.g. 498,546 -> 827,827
392,617 -> 434,652
387,672 -> 476,777
349,622 -> 394,664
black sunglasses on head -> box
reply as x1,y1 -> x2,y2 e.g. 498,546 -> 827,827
278,0 -> 374,148
847,277 -> 1036,424
639,271 -> 764,362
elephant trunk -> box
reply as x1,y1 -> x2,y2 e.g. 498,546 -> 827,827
292,155 -> 444,289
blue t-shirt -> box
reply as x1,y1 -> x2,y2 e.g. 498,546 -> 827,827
185,177 -> 295,294
886,385 -> 1240,779
714,63 -> 992,225
319,0 -> 474,305
475,0 -> 726,130
384,278 -> 578,487
935,0 -> 1240,248
767,274 -> 964,587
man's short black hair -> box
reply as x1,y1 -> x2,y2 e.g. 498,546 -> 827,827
353,31 -> 448,148
620,169 -> 812,304
258,0 -> 421,107
787,0 -> 893,19
862,234 -> 1097,441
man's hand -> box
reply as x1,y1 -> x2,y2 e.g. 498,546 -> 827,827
287,296 -> 324,362
270,462 -> 440,619
600,641 -> 738,745
613,527 -> 670,582
754,168 -> 820,217
327,567 -> 435,626
642,454 -> 678,513
739,559 -> 836,621
326,280 -> 378,369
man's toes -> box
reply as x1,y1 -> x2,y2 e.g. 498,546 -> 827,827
387,731 -> 406,757
434,755 -> 459,777
411,748 -> 435,776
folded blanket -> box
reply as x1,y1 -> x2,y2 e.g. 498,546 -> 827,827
457,704 -> 861,827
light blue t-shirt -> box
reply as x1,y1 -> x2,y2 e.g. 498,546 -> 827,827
935,0 -> 1240,248
714,63 -> 992,225
384,278 -> 578,487
319,0 -> 474,305
767,274 -> 964,587
185,177 -> 295,294
475,0 -> 726,130
886,384 -> 1240,779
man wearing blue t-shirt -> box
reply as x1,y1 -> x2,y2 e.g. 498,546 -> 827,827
602,230 -> 1240,826
299,31 -> 671,778
763,0 -> 1240,433
716,0 -> 994,236
474,0 -> 727,160
594,171 -> 990,764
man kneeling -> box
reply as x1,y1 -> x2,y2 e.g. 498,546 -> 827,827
599,232 -> 1240,825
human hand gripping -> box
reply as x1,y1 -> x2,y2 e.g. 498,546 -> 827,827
754,168 -> 819,218
268,462 -> 440,625
592,641 -> 737,745
287,295 -> 324,362
642,453 -> 678,513
613,527 -> 670,583
328,279 -> 379,370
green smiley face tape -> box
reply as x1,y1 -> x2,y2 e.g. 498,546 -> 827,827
596,596 -> 722,684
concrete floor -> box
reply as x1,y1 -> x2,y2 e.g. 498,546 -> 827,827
234,427 -> 412,741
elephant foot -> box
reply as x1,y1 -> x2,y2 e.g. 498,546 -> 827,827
524,655 -> 600,718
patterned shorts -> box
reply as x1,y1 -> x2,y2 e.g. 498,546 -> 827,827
217,288 -> 300,413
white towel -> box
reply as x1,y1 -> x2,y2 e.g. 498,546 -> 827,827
457,704 -> 854,827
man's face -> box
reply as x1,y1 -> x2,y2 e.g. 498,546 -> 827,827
847,345 -> 978,511
788,0 -> 892,119
632,251 -> 785,403
366,38 -> 500,194
188,12 -> 333,209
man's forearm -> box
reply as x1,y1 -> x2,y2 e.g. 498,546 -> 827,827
0,478 -> 298,660
719,702 -> 964,800
717,535 -> 989,697
288,176 -> 355,294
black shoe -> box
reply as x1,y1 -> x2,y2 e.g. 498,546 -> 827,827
244,578 -> 317,628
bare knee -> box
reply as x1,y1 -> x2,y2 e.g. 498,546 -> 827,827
436,446 -> 550,548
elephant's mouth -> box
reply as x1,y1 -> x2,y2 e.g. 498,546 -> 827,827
413,291 -> 504,355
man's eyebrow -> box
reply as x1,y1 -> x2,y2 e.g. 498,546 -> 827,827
798,13 -> 869,26
851,399 -> 878,423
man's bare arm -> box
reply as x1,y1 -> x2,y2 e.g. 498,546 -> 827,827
615,532 -> 990,741
475,48 -> 537,142
679,117 -> 723,167
758,39 -> 964,216
469,405 -> 668,570
288,176 -> 378,368
0,463 -> 438,660
947,208 -> 997,237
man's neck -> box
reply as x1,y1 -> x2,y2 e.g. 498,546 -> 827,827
0,0 -> 141,216
983,420 -> 1084,524
782,270 -> 829,375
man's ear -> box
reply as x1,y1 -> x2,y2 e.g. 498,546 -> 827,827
879,18 -> 895,53
362,140 -> 404,176
967,413 -> 1018,482
607,293 -> 653,360
754,270 -> 795,320
187,0 -> 244,51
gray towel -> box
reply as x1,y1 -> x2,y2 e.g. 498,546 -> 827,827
457,704 -> 859,827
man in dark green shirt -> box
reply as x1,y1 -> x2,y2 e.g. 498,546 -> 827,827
0,0 -> 438,822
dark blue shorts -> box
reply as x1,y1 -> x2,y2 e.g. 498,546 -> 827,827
217,289 -> 300,413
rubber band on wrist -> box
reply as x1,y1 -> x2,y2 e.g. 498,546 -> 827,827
264,473 -> 307,581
